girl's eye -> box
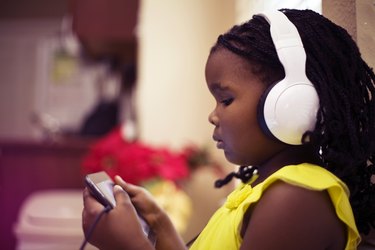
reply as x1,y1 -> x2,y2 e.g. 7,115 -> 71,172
220,98 -> 233,106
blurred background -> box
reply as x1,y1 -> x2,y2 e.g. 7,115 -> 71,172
0,0 -> 373,249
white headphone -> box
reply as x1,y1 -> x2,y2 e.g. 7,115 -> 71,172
257,10 -> 319,145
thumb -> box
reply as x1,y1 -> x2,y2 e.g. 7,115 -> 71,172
114,175 -> 141,197
113,185 -> 130,204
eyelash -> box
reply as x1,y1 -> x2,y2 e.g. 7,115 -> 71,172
220,98 -> 233,106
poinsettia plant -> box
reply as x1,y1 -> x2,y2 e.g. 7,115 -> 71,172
81,126 -> 210,185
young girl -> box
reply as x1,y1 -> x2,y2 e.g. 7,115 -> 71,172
82,9 -> 375,249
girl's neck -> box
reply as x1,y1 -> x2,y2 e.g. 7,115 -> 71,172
252,145 -> 317,185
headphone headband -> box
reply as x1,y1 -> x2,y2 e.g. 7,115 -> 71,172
260,10 -> 303,49
259,10 -> 308,83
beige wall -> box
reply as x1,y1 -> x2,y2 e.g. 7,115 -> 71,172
322,0 -> 375,68
136,0 -> 235,150
322,0 -> 357,40
235,0 -> 321,23
357,0 -> 375,68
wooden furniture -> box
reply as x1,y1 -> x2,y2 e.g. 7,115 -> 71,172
0,138 -> 93,250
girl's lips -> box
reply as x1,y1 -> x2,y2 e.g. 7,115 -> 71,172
216,140 -> 224,149
213,135 -> 224,149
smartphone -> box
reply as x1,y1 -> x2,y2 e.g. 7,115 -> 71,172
85,171 -> 116,208
84,171 -> 156,244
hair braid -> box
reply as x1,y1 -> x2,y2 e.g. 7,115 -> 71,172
212,9 -> 375,234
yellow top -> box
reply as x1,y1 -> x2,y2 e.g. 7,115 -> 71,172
190,163 -> 360,250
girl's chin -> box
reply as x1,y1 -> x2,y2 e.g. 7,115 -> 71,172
223,151 -> 243,166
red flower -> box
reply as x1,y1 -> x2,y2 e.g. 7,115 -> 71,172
82,127 -> 190,184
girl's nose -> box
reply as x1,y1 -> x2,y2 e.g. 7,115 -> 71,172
208,110 -> 218,126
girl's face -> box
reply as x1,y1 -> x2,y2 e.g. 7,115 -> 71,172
205,48 -> 285,166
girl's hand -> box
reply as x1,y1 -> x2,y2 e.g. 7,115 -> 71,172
82,185 -> 154,250
114,176 -> 164,229
114,176 -> 187,250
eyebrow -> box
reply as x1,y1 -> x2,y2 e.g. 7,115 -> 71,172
209,82 -> 230,93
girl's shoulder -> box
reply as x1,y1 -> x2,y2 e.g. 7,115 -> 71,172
238,163 -> 360,249
261,163 -> 349,192
241,180 -> 347,249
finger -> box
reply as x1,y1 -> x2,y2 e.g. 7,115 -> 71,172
113,184 -> 131,204
114,175 -> 127,188
83,187 -> 92,198
83,188 -> 94,207
83,188 -> 106,214
82,208 -> 91,236
114,176 -> 141,197
82,188 -> 103,234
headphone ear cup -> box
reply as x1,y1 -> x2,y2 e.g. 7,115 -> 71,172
258,79 -> 319,145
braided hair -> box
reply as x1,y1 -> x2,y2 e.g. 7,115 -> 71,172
211,9 -> 375,235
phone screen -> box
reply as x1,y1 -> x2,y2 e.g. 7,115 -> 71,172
85,171 -> 115,208
96,179 -> 116,208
